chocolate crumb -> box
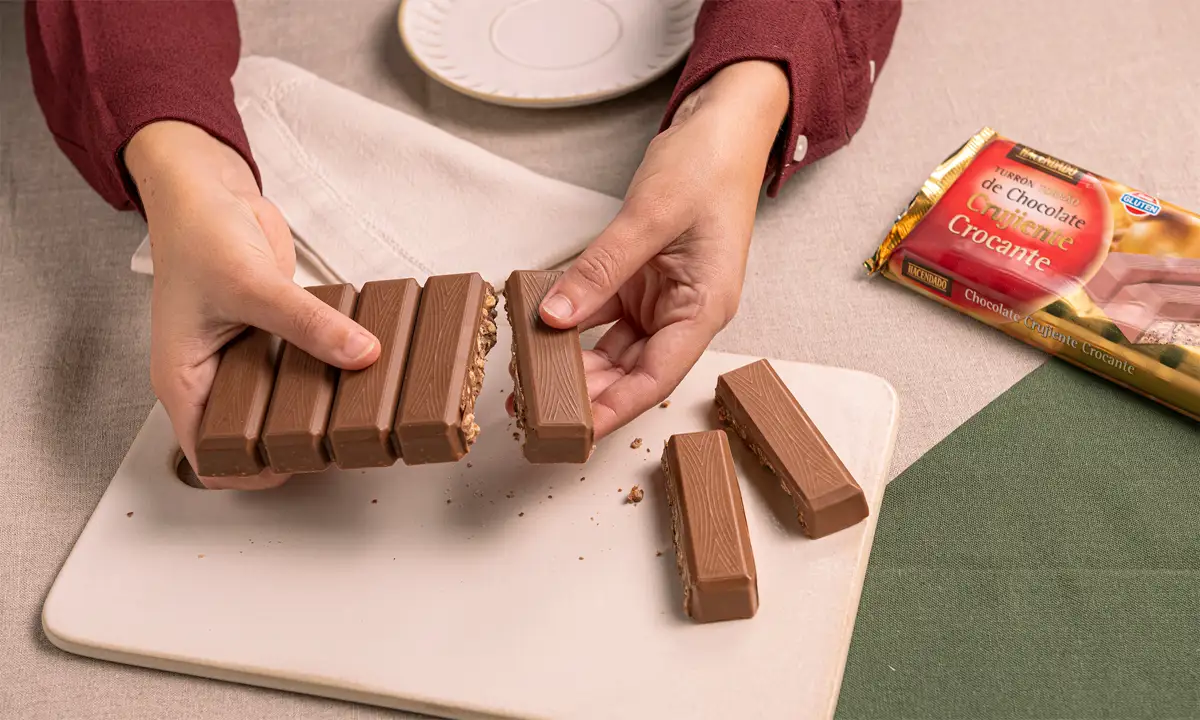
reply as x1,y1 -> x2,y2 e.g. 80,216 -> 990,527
626,486 -> 644,504
580,476 -> 586,482
512,432 -> 520,441
630,438 -> 643,449
467,462 -> 473,469
506,491 -> 515,499
446,499 -> 452,504
618,488 -> 622,493
197,554 -> 205,559
656,550 -> 663,557
579,556 -> 584,561
126,511 -> 133,518
646,447 -> 650,453
660,400 -> 671,408
371,499 -> 377,504
519,512 -> 525,517
548,495 -> 553,499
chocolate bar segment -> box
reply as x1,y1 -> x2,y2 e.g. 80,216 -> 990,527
716,359 -> 868,539
195,328 -> 278,477
328,279 -> 422,468
1085,251 -> 1200,304
504,270 -> 594,463
394,273 -> 497,464
261,284 -> 357,473
661,430 -> 758,623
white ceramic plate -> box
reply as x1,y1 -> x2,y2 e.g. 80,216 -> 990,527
399,0 -> 701,108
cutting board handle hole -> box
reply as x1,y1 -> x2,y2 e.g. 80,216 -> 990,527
173,450 -> 206,489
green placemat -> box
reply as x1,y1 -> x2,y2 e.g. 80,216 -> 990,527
837,360 -> 1200,720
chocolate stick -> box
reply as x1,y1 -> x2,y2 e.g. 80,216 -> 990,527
504,270 -> 594,463
662,430 -> 758,623
394,273 -> 497,464
328,279 -> 422,468
716,359 -> 868,539
194,328 -> 278,477
261,284 -> 357,473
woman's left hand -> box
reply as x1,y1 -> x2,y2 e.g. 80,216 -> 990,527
530,60 -> 790,439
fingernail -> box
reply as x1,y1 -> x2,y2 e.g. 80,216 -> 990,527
344,331 -> 376,361
542,294 -> 574,322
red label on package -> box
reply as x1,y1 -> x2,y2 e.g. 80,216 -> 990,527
893,139 -> 1112,314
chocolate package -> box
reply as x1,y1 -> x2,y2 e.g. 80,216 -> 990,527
866,127 -> 1200,419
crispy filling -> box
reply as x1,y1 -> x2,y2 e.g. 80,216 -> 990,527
661,453 -> 693,616
715,396 -> 808,533
503,295 -> 529,441
459,287 -> 498,445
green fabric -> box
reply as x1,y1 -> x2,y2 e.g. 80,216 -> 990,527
837,360 -> 1200,720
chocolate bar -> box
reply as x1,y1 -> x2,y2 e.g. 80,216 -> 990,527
1086,252 -> 1200,304
661,430 -> 758,623
261,284 -> 357,473
504,270 -> 594,463
394,273 -> 497,464
194,328 -> 278,477
328,279 -> 422,468
716,359 -> 868,539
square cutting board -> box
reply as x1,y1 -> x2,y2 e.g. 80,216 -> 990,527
43,319 -> 898,720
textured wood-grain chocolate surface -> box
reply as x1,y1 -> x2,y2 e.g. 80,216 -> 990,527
194,328 -> 277,477
662,430 -> 757,623
261,284 -> 357,473
505,270 -> 593,463
328,279 -> 421,468
394,273 -> 491,464
716,359 -> 868,539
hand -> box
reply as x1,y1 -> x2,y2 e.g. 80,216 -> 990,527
126,121 -> 381,490
533,61 -> 789,439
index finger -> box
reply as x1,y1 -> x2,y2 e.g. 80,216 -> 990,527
589,316 -> 717,439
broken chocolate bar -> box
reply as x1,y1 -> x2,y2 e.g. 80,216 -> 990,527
194,328 -> 278,477
394,273 -> 497,464
504,270 -> 594,463
716,359 -> 868,539
661,430 -> 758,623
1103,282 -> 1200,342
328,279 -> 422,468
261,284 -> 357,473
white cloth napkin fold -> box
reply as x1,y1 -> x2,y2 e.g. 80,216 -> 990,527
131,56 -> 622,287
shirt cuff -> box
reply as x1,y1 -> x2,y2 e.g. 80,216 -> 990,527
661,1 -> 849,197
105,77 -> 261,215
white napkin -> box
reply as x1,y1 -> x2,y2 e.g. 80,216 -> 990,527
131,56 -> 622,287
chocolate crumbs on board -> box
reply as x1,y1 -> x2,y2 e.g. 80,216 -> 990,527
660,400 -> 671,408
126,511 -> 133,517
630,438 -> 643,449
371,499 -> 377,504
656,551 -> 663,557
519,512 -> 525,517
627,486 -> 644,504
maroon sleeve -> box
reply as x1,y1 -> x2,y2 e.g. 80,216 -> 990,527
664,0 -> 902,197
25,0 -> 260,213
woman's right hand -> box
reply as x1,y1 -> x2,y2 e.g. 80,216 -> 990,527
125,121 -> 381,490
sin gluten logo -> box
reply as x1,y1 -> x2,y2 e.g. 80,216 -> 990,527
902,259 -> 953,297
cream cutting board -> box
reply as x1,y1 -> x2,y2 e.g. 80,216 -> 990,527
43,320 -> 898,720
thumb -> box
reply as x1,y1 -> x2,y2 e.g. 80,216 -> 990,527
540,204 -> 682,328
242,279 -> 380,369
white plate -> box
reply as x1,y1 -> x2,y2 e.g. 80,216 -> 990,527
399,0 -> 701,108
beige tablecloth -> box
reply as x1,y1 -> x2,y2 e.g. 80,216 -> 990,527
2,1 -> 1198,717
